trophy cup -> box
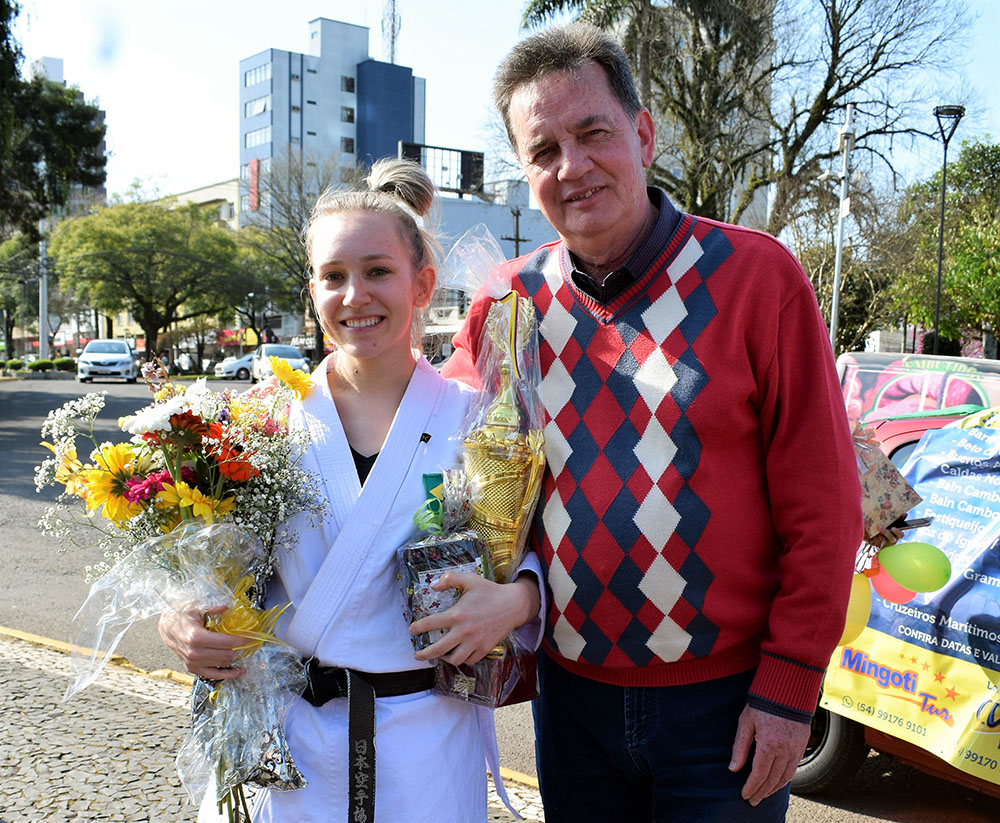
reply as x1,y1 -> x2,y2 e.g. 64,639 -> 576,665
463,291 -> 545,584
433,292 -> 546,704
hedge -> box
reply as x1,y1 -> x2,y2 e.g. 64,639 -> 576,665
53,357 -> 76,372
27,359 -> 54,372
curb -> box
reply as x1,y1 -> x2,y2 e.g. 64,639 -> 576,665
0,623 -> 541,789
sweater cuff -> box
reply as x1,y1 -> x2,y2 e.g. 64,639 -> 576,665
748,651 -> 826,723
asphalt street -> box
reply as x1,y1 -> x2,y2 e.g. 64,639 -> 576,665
3,376 -> 1000,822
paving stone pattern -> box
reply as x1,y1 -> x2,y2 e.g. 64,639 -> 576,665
0,635 -> 543,822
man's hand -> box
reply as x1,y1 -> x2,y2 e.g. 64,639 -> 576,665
728,705 -> 810,806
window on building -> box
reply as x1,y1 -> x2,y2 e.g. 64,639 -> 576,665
307,68 -> 317,74
240,194 -> 250,212
260,156 -> 271,176
244,125 -> 272,149
244,94 -> 271,118
306,130 -> 316,136
291,73 -> 300,81
291,105 -> 301,113
341,137 -> 355,154
307,99 -> 317,105
341,106 -> 355,123
244,63 -> 271,87
240,163 -> 251,182
341,76 -> 355,93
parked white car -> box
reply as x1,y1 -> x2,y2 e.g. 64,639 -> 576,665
77,339 -> 138,383
251,344 -> 311,383
214,353 -> 254,381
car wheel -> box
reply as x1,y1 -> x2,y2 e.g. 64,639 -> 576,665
236,367 -> 249,381
126,375 -> 137,384
791,705 -> 869,795
79,376 -> 91,383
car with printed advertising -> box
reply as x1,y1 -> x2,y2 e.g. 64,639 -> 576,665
76,339 -> 139,383
838,351 -> 1000,425
214,353 -> 254,381
794,407 -> 1000,800
250,343 -> 310,383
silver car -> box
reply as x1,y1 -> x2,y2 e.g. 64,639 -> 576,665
214,353 -> 254,381
77,339 -> 138,383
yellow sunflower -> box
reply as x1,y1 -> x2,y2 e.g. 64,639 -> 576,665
269,356 -> 314,400
84,443 -> 141,523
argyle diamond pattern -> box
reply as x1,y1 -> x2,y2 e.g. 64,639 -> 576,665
521,227 -> 731,668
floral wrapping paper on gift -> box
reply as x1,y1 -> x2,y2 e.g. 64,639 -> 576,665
398,470 -> 493,652
852,421 -> 922,540
34,357 -> 326,822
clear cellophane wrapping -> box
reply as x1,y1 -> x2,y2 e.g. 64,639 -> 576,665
433,228 -> 548,705
66,521 -> 307,809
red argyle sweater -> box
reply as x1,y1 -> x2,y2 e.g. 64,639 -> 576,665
443,213 -> 863,719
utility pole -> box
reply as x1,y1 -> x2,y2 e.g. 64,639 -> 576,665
38,218 -> 50,360
502,207 -> 529,258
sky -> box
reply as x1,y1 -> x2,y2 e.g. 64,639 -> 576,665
10,0 -> 1000,200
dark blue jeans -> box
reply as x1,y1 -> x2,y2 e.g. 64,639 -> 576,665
532,653 -> 792,823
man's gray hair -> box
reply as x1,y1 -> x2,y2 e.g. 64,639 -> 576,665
493,22 -> 642,149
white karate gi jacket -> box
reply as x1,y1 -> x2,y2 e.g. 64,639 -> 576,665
200,355 -> 543,823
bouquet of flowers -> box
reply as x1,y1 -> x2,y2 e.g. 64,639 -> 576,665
35,357 -> 326,821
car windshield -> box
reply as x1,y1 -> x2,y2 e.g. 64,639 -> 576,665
85,342 -> 128,354
263,345 -> 302,359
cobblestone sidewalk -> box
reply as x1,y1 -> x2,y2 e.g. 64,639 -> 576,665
0,634 -> 543,822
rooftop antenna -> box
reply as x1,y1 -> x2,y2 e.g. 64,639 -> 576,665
382,0 -> 401,64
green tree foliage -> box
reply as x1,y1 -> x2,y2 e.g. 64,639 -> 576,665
1,0 -> 21,159
890,140 -> 1000,345
48,202 -> 239,355
0,232 -> 35,357
0,1 -> 106,241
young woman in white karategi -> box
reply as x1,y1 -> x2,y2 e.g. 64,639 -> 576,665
158,159 -> 544,823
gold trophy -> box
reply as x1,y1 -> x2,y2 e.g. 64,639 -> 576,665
463,292 -> 545,585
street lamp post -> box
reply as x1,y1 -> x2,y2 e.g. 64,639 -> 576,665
931,104 -> 965,355
829,103 -> 855,351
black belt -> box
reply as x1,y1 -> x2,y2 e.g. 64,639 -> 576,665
302,661 -> 435,822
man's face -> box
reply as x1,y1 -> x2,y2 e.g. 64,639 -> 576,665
508,62 -> 655,267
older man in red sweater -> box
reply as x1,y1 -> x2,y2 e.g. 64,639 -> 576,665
443,23 -> 863,823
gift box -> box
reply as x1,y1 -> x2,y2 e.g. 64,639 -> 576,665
854,424 -> 922,539
398,529 -> 491,652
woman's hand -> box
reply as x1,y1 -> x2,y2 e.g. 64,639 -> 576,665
410,572 -> 540,666
157,605 -> 246,681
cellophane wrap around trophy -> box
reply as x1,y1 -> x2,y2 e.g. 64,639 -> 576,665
463,291 -> 546,584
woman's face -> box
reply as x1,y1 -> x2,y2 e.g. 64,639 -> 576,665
309,210 -> 434,366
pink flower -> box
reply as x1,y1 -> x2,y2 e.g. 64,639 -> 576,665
123,467 -> 197,502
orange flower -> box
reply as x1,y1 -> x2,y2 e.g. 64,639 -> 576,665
141,410 -> 209,450
207,422 -> 260,482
